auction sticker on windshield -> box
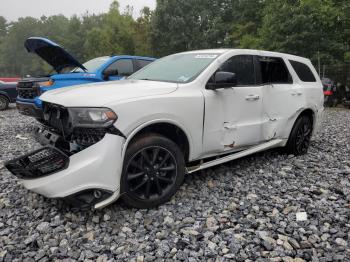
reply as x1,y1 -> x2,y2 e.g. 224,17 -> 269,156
195,54 -> 218,59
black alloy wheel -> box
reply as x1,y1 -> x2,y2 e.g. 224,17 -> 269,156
126,146 -> 177,200
121,134 -> 185,208
295,120 -> 312,154
285,116 -> 313,155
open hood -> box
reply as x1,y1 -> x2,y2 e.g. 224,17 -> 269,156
25,37 -> 86,73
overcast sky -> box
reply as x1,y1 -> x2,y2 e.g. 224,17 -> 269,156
0,0 -> 156,21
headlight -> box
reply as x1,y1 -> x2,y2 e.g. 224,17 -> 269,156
68,108 -> 118,128
39,79 -> 54,87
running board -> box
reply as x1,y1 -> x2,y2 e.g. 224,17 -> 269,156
186,139 -> 284,174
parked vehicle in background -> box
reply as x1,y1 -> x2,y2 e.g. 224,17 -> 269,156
5,49 -> 324,209
343,92 -> 350,108
338,83 -> 350,108
0,80 -> 18,110
16,37 -> 156,118
322,78 -> 338,107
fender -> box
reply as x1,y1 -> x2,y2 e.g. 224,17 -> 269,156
96,119 -> 193,209
0,91 -> 11,101
120,118 -> 194,163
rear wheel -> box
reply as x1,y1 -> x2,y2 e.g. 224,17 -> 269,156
0,95 -> 9,111
285,116 -> 313,155
121,134 -> 185,208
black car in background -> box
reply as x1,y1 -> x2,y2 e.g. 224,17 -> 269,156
0,81 -> 17,110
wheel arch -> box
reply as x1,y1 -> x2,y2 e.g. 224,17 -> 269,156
286,107 -> 316,141
122,120 -> 193,163
0,91 -> 11,101
281,107 -> 317,143
295,108 -> 315,127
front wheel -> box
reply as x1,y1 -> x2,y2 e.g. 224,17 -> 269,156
285,116 -> 313,155
0,95 -> 9,111
121,134 -> 185,208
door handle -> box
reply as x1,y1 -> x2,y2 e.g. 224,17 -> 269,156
245,94 -> 260,101
291,91 -> 303,96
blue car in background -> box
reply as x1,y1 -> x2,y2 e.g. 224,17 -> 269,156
16,37 -> 155,118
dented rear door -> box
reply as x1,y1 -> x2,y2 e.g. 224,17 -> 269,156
259,54 -> 303,140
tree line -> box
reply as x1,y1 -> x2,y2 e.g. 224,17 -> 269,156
0,0 -> 349,83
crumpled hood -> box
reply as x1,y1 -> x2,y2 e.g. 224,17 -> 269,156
40,79 -> 178,107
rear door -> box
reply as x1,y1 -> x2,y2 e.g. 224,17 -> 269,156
258,55 -> 302,140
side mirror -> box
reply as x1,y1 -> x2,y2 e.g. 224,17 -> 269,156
103,68 -> 119,80
206,71 -> 237,90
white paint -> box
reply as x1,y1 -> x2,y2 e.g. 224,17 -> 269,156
22,134 -> 125,198
26,49 -> 324,208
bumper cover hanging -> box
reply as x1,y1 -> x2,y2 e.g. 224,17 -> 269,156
5,147 -> 69,179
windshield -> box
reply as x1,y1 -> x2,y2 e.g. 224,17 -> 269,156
72,56 -> 110,73
129,53 -> 219,83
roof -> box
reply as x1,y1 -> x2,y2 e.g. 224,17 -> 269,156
181,49 -> 230,54
180,49 -> 311,63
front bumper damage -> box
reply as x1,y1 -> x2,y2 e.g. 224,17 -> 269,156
5,124 -> 126,209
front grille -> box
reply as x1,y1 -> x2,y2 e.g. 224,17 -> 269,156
5,147 -> 69,179
18,89 -> 37,99
17,81 -> 40,99
42,102 -> 70,135
18,81 -> 34,88
42,102 -> 124,150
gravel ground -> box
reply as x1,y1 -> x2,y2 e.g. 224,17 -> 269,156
0,105 -> 349,262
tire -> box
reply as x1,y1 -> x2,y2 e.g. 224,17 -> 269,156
0,95 -> 9,111
285,116 -> 313,155
120,134 -> 185,208
333,98 -> 339,107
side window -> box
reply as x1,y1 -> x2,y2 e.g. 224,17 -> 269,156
135,59 -> 153,71
219,55 -> 256,85
105,59 -> 134,76
289,60 -> 316,82
259,57 -> 292,84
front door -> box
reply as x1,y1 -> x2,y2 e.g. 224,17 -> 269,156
202,55 -> 264,155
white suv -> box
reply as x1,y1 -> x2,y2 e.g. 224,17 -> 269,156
5,49 -> 324,209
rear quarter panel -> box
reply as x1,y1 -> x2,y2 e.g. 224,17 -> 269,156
282,58 -> 324,139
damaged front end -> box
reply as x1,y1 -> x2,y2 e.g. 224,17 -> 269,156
38,102 -> 122,154
5,102 -> 125,208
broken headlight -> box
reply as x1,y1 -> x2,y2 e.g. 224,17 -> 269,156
68,108 -> 117,128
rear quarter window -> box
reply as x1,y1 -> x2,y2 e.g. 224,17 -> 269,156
289,60 -> 317,82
